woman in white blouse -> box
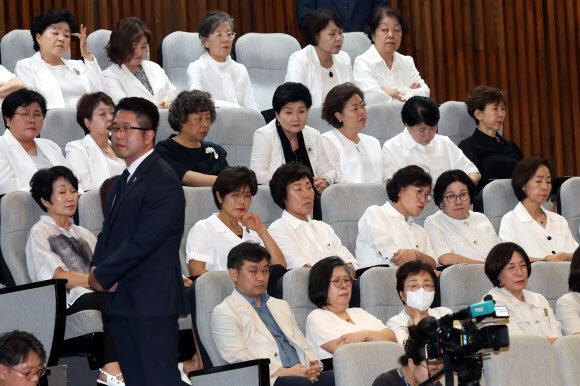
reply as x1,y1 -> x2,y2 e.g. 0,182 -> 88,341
556,247 -> 580,335
187,11 -> 258,111
0,65 -> 25,105
484,242 -> 562,342
320,82 -> 382,184
306,256 -> 396,359
286,8 -> 353,108
424,170 -> 499,265
499,157 -> 578,261
104,17 -> 176,107
65,93 -> 125,191
353,7 -> 429,105
356,165 -> 437,269
15,9 -> 107,109
0,89 -> 74,195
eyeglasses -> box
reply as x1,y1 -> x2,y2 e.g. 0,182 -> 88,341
504,263 -> 528,275
211,31 -> 236,40
329,276 -> 354,288
411,187 -> 433,202
7,365 -> 47,381
108,126 -> 151,135
443,192 -> 470,203
14,112 -> 45,120
240,267 -> 272,277
404,283 -> 435,291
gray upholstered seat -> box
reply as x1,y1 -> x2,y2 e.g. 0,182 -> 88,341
235,33 -> 301,111
526,261 -> 571,310
86,29 -> 113,70
413,200 -> 438,228
359,267 -> 402,322
364,103 -> 404,146
341,32 -> 371,66
306,106 -> 334,134
552,335 -> 580,386
41,108 -> 84,155
161,31 -> 204,92
438,101 -> 504,145
1,29 -> 70,73
251,185 -> 283,228
559,177 -> 580,243
439,264 -> 491,312
155,108 -> 172,144
282,267 -> 315,333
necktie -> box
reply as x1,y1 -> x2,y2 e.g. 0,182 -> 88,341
116,169 -> 130,198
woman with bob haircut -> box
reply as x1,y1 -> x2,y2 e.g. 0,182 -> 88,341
356,165 -> 437,269
306,256 -> 396,359
286,8 -> 353,108
65,92 -> 125,191
187,11 -> 258,111
321,83 -> 383,184
186,166 -> 285,278
424,170 -> 499,265
104,17 -> 176,107
382,96 -> 480,185
353,7 -> 429,105
499,157 -> 578,261
15,9 -> 107,109
556,247 -> 580,335
267,163 -> 358,271
26,166 -> 124,385
484,242 -> 562,342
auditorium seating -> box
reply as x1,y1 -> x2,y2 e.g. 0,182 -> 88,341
86,29 -> 114,70
341,32 -> 371,66
552,335 -> 580,386
305,106 -> 334,134
364,103 -> 405,146
358,267 -> 402,322
282,267 -> 316,333
559,177 -> 580,243
526,261 -> 570,310
41,108 -> 84,154
439,264 -> 491,311
333,342 -> 403,386
0,29 -> 70,73
412,199 -> 438,228
437,101 -> 479,145
161,31 -> 204,92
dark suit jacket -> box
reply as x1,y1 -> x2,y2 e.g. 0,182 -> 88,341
297,0 -> 390,33
92,150 -> 188,317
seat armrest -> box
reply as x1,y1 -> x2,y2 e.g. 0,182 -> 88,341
188,359 -> 271,386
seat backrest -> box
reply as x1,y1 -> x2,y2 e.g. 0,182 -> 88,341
439,264 -> 491,311
250,186 -> 283,228
41,109 -> 84,154
78,189 -> 105,237
1,29 -> 70,73
526,262 -> 571,310
365,103 -> 404,146
87,30 -> 113,70
341,32 -> 371,66
235,33 -> 301,111
552,335 -> 580,386
359,267 -> 402,322
483,335 -> 563,386
438,101 -> 504,145
194,271 -> 235,367
282,267 -> 316,333
306,106 -> 334,134
559,177 -> 580,243
333,341 -> 404,386
481,179 -> 518,233
413,200 -> 438,228
161,31 -> 203,92
321,183 -> 387,254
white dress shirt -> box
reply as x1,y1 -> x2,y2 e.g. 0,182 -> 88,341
268,210 -> 359,269
321,129 -> 383,184
285,45 -> 353,108
499,202 -> 579,259
250,119 -> 337,185
0,65 -> 17,105
306,308 -> 387,359
556,292 -> 580,336
424,210 -> 500,263
186,213 -> 264,271
356,201 -> 436,268
353,47 -> 429,105
485,287 -> 562,338
386,307 -> 453,345
187,53 -> 259,111
382,128 -> 479,183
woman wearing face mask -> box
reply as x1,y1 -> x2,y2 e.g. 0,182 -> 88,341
386,261 -> 452,345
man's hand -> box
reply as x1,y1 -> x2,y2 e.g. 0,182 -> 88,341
88,266 -> 105,292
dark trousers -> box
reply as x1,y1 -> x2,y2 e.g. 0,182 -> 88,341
66,292 -> 118,364
110,314 -> 186,386
274,370 -> 335,386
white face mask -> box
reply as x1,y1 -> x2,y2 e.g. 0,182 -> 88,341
405,288 -> 435,311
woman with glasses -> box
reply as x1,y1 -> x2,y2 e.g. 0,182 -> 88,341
424,170 -> 499,266
104,17 -> 177,108
306,257 -> 396,359
484,242 -> 562,342
0,89 -> 75,195
65,93 -> 125,191
386,260 -> 452,345
187,11 -> 258,111
356,165 -> 437,269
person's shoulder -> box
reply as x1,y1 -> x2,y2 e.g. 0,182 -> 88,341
334,50 -> 351,65
303,125 -> 322,137
383,132 -> 404,147
394,51 -> 416,65
65,139 -> 84,151
142,60 -> 162,71
359,133 -> 380,146
523,289 -> 551,307
255,120 -> 276,135
36,137 -> 62,151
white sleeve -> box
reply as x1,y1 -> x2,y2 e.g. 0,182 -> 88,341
84,59 -> 108,93
0,65 -> 16,82
268,221 -> 308,269
240,66 -> 259,111
556,294 -> 580,336
187,61 -> 204,91
305,310 -> 341,352
250,129 -> 275,185
543,297 -> 563,338
321,135 -> 344,183
65,142 -> 95,191
285,52 -> 308,85
424,217 -> 454,261
446,138 -> 479,175
314,134 -> 337,185
353,56 -> 392,105
14,59 -> 38,91
385,314 -> 410,345
358,208 -> 398,263
381,142 -> 399,182
560,217 -> 580,253
399,56 -> 429,99
104,69 -> 129,104
498,213 -> 519,244
160,71 -> 178,102
0,150 -> 28,194
25,226 -> 67,282
185,220 -> 217,264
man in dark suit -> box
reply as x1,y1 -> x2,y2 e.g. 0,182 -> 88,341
297,0 -> 390,33
88,97 -> 189,385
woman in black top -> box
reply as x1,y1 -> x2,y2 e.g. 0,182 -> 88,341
156,90 -> 228,186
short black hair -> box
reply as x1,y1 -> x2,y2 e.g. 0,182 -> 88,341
198,11 -> 234,52
399,325 -> 428,366
0,330 -> 46,367
511,157 -> 553,201
308,256 -> 353,308
395,260 -> 437,305
401,96 -> 440,127
569,247 -> 580,292
302,8 -> 344,46
466,86 -> 506,126
212,166 -> 258,210
168,90 -> 216,132
269,163 -> 316,210
2,89 -> 47,128
321,82 -> 365,129
227,242 -> 271,270
366,7 -> 409,43
76,92 -> 115,135
272,82 -> 312,114
484,242 -> 531,288
433,169 -> 476,207
30,9 -> 79,52
30,166 -> 79,212
114,97 -> 160,134
386,165 -> 432,203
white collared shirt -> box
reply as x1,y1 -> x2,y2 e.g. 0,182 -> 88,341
382,128 -> 479,183
186,213 -> 264,271
386,307 -> 453,346
125,148 -> 154,181
0,65 -> 16,105
356,201 -> 436,268
499,202 -> 579,259
268,210 -> 359,269
556,292 -> 580,336
424,210 -> 500,263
